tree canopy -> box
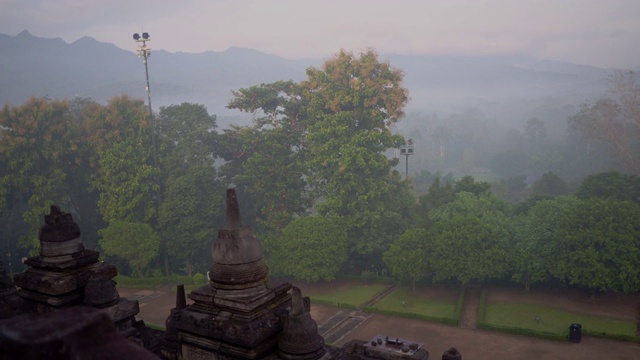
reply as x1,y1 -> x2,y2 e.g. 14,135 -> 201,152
224,49 -> 414,273
0,98 -> 100,253
99,221 -> 159,278
569,70 -> 640,174
384,228 -> 429,292
427,192 -> 511,286
510,196 -> 581,291
551,198 -> 640,294
156,103 -> 224,276
575,171 -> 640,203
267,215 -> 348,282
2,53 -> 640,291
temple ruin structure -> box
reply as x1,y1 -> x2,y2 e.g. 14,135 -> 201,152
0,191 -> 436,359
1,205 -> 162,354
162,189 -> 329,359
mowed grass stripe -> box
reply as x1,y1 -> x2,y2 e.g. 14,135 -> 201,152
485,302 -> 638,337
370,286 -> 458,321
309,284 -> 387,307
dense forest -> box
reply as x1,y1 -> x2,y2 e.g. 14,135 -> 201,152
1,50 -> 639,296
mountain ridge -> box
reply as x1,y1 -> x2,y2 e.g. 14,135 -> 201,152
0,31 -> 610,123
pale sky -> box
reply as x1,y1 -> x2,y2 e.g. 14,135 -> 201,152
1,0 -> 639,69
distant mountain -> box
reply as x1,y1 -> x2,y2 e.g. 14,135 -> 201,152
0,31 -> 315,121
0,30 -> 610,125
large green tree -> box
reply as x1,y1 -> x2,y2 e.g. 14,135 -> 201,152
158,166 -> 221,276
266,215 -> 348,282
551,198 -> 640,295
224,81 -> 310,238
383,228 -> 429,292
99,220 -> 159,278
88,96 -> 159,273
89,96 -> 158,224
510,196 -> 581,291
416,175 -> 491,229
156,103 -> 224,276
93,135 -> 157,223
530,172 -> 570,197
227,81 -> 305,130
0,98 -> 98,255
575,171 -> 640,203
302,49 -> 413,272
453,175 -> 491,196
222,51 -> 415,273
426,192 -> 511,286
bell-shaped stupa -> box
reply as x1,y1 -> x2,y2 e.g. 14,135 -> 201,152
278,286 -> 327,359
208,188 -> 270,294
165,188 -> 293,359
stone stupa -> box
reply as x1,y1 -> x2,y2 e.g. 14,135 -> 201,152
278,286 -> 326,359
11,205 -> 154,345
163,188 -> 329,359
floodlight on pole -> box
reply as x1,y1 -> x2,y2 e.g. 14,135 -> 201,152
132,32 -> 158,170
399,141 -> 415,178
133,31 -> 166,275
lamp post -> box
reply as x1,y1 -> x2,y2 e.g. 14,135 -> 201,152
399,141 -> 414,178
133,32 -> 158,169
133,32 -> 166,275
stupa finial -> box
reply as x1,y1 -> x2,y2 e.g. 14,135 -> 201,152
209,188 -> 269,289
291,287 -> 303,316
225,188 -> 242,228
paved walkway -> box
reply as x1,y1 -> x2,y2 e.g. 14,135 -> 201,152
459,286 -> 481,329
319,310 -> 371,344
118,286 -> 177,326
316,283 -> 396,344
316,283 -> 486,344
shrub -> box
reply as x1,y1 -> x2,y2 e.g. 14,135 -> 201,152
193,273 -> 207,285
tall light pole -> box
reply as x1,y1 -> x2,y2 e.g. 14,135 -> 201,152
399,141 -> 414,178
133,32 -> 158,169
133,32 -> 167,275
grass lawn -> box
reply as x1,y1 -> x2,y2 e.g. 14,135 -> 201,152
485,302 -> 638,338
370,286 -> 458,322
115,275 -> 195,288
309,283 -> 387,307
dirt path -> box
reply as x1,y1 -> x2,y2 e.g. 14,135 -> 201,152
459,286 -> 481,329
339,312 -> 640,360
118,283 -> 640,359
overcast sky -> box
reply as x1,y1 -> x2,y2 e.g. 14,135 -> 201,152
1,0 -> 639,69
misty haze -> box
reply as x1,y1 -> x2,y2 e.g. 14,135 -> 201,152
0,2 -> 639,359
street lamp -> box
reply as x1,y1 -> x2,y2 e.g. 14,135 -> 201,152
399,140 -> 414,178
133,32 -> 166,274
133,32 -> 158,169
